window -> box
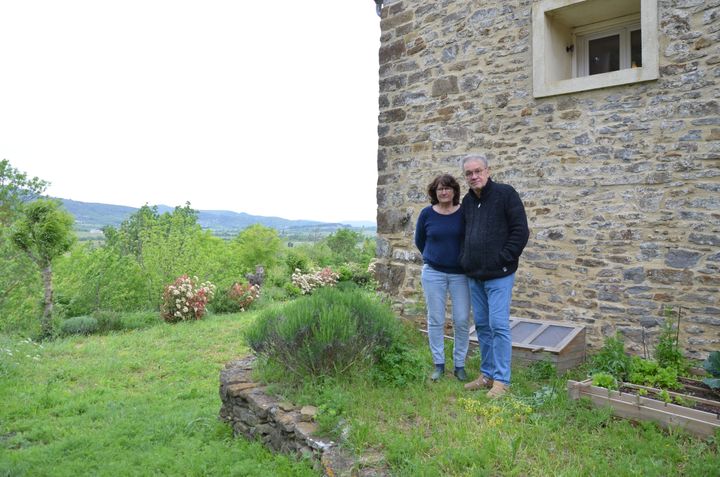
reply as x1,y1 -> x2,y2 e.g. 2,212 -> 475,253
532,0 -> 658,98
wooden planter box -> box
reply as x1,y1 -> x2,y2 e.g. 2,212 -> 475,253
470,317 -> 586,374
567,379 -> 720,438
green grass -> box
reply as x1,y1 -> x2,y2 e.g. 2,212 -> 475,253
260,328 -> 720,477
0,314 -> 318,477
2,310 -> 718,477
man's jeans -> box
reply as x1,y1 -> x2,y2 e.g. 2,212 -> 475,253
421,264 -> 470,368
468,273 -> 515,385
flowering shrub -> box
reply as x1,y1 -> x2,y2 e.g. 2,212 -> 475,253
161,275 -> 215,323
229,282 -> 261,311
291,267 -> 339,294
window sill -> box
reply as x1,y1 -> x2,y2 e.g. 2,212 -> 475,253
533,66 -> 658,98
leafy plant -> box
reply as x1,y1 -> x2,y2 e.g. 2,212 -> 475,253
369,339 -> 426,387
591,372 -> 618,390
589,334 -> 632,382
654,307 -> 689,374
60,316 -> 99,336
627,356 -> 682,390
244,287 -> 399,380
702,351 -> 720,390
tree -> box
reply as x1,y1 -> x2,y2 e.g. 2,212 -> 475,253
11,199 -> 75,337
0,159 -> 49,226
0,160 -> 49,335
324,228 -> 363,264
234,224 -> 282,271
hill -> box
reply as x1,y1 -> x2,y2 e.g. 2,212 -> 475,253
59,198 -> 376,240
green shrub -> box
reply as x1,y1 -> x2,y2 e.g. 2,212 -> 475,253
369,340 -> 426,387
589,334 -> 632,381
244,287 -> 399,380
60,316 -> 99,336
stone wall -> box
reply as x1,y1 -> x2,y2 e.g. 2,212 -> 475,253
219,357 -> 388,476
374,0 -> 719,358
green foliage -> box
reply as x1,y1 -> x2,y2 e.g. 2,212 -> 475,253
234,224 -> 282,270
285,248 -> 310,274
654,310 -> 689,375
211,282 -> 260,314
369,338 -> 426,387
337,262 -> 377,290
11,199 -> 75,264
59,315 -> 99,336
591,372 -> 618,390
702,351 -> 720,390
53,243 -> 147,317
589,334 -> 632,381
324,228 -> 363,264
0,159 -> 49,226
244,287 -> 399,379
627,356 -> 682,390
11,199 -> 75,337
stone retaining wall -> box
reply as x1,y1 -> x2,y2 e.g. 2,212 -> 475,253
219,356 -> 388,477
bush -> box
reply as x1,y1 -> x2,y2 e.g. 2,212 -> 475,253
160,275 -> 215,323
211,282 -> 260,314
369,340 -> 426,387
60,316 -> 99,336
291,267 -> 339,295
244,287 -> 400,380
337,262 -> 378,290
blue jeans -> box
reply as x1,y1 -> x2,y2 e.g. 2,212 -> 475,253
469,273 -> 515,385
421,264 -> 470,368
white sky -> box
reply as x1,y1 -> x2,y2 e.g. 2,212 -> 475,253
0,1 -> 380,223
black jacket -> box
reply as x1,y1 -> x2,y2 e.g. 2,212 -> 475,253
460,178 -> 529,280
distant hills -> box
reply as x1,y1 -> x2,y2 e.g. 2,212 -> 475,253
58,198 -> 376,238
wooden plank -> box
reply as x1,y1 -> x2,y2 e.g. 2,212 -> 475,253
567,380 -> 720,438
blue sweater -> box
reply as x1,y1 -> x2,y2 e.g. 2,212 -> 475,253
414,205 -> 465,274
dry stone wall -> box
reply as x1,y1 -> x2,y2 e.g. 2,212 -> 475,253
374,0 -> 720,358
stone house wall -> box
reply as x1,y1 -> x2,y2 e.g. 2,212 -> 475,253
374,0 -> 719,358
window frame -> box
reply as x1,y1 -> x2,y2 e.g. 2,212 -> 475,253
532,0 -> 658,98
574,16 -> 641,77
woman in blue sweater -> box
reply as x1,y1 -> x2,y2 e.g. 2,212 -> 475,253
415,174 -> 470,381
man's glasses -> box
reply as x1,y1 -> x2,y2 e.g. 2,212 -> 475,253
464,168 -> 486,178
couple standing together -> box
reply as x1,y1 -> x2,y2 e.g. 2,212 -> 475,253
415,156 -> 529,398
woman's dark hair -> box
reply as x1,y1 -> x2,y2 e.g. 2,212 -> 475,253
427,174 -> 460,205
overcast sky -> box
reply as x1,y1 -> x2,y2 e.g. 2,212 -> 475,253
0,1 -> 380,223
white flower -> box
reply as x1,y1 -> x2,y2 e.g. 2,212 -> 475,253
182,307 -> 188,313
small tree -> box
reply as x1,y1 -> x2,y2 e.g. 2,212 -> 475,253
11,199 -> 75,337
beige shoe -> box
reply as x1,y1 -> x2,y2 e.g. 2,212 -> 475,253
486,381 -> 509,399
463,375 -> 493,391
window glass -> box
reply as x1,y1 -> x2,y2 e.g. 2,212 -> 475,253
588,34 -> 620,75
631,29 -> 642,68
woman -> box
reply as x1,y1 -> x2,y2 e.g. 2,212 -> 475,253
415,174 -> 470,381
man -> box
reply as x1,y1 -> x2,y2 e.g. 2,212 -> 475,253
460,155 -> 529,398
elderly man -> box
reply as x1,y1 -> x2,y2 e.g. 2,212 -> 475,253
460,155 -> 529,398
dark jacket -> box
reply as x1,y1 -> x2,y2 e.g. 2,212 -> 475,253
460,178 -> 529,280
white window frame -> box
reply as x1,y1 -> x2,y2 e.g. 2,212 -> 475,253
574,15 -> 641,77
532,0 -> 658,98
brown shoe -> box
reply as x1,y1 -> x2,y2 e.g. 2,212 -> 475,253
463,375 -> 493,391
486,381 -> 509,399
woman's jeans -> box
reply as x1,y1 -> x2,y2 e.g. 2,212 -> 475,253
468,273 -> 515,385
421,264 -> 470,368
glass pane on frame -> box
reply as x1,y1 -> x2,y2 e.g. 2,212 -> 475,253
589,34 -> 620,75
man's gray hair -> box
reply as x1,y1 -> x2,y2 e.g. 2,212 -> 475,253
460,155 -> 488,169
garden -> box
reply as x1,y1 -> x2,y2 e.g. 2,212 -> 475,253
1,160 -> 719,475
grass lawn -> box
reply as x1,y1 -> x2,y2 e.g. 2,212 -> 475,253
2,309 -> 718,477
0,313 -> 318,477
